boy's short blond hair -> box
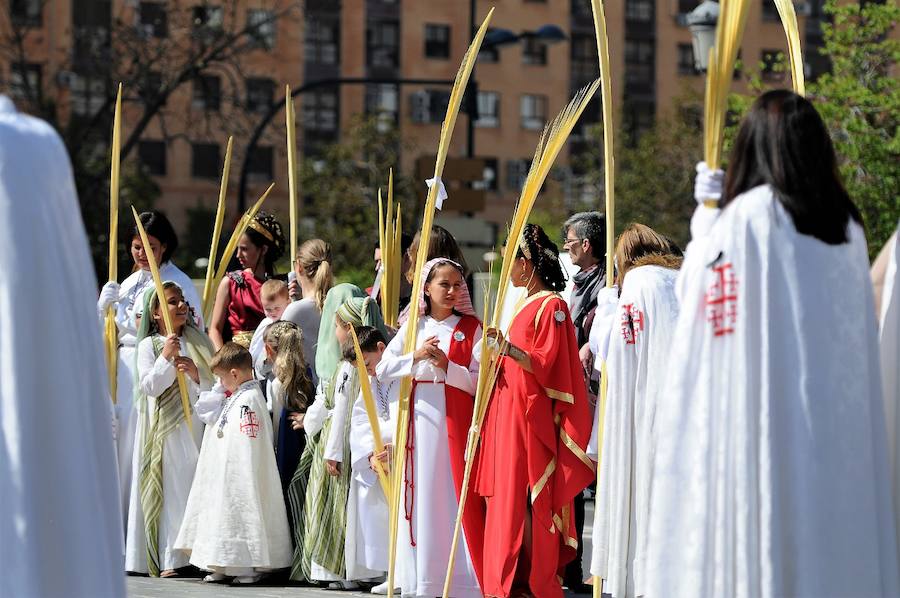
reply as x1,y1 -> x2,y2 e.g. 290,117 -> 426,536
210,342 -> 253,373
261,279 -> 289,302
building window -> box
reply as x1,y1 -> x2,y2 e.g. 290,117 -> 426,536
522,37 -> 547,65
520,94 -> 547,130
761,49 -> 785,81
247,146 -> 274,180
410,89 -> 450,124
624,100 -> 655,144
571,33 -> 598,82
139,2 -> 167,38
191,142 -> 220,178
192,74 -> 221,110
302,89 -> 338,133
9,63 -> 40,101
425,24 -> 451,59
506,158 -> 529,191
762,0 -> 780,21
305,18 -> 339,65
625,38 -> 655,92
10,0 -> 41,26
366,83 -> 400,132
367,20 -> 400,68
138,140 -> 166,176
475,91 -> 500,128
472,157 -> 499,191
625,0 -> 653,22
678,43 -> 697,75
70,75 -> 106,116
192,5 -> 223,32
246,77 -> 274,113
247,9 -> 276,50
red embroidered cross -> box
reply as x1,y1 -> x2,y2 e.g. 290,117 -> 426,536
705,263 -> 738,337
620,303 -> 646,345
239,406 -> 260,438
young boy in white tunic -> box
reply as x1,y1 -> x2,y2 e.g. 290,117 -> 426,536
250,279 -> 291,375
175,343 -> 292,584
345,326 -> 396,593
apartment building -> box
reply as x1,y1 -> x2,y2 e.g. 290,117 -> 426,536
3,0 -> 814,259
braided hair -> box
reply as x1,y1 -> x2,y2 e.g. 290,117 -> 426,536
518,223 -> 566,292
246,211 -> 286,275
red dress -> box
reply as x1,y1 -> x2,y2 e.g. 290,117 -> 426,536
226,268 -> 265,347
475,291 -> 595,598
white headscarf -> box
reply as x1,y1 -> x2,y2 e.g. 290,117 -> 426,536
415,257 -> 476,317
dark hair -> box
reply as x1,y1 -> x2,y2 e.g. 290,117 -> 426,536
133,210 -> 178,263
406,225 -> 469,282
517,224 -> 566,291
723,90 -> 861,245
423,259 -> 465,315
210,342 -> 253,372
342,325 -> 387,361
244,211 -> 286,275
564,212 -> 606,260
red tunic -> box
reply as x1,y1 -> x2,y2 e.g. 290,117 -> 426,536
475,291 -> 595,598
226,268 -> 265,346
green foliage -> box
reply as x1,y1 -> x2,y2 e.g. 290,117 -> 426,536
299,115 -> 419,275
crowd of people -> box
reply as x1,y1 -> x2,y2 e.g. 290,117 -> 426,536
2,86 -> 898,598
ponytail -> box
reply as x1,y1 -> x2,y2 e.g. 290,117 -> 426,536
520,224 -> 566,292
297,239 -> 334,312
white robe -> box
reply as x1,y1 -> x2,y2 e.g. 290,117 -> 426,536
376,314 -> 482,598
878,229 -> 899,555
347,377 -> 397,575
0,95 -> 125,598
124,334 -> 206,573
108,261 -> 201,524
645,185 -> 900,597
175,380 -> 292,573
588,265 -> 680,597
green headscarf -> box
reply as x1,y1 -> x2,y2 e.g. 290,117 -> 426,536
336,296 -> 389,340
315,283 -> 366,384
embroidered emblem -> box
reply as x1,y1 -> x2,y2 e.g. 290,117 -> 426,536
620,303 -> 645,345
453,330 -> 466,342
705,262 -> 738,337
239,405 -> 260,438
554,309 -> 566,323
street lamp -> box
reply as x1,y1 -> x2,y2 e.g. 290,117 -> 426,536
687,0 -> 719,72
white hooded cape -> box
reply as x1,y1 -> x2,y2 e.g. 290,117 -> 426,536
878,229 -> 899,554
589,265 -> 680,597
645,185 -> 899,597
0,96 -> 125,597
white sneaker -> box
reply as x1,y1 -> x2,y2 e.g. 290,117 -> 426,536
371,581 -> 389,594
203,573 -> 229,583
233,574 -> 263,585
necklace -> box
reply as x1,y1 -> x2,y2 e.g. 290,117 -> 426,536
216,382 -> 255,438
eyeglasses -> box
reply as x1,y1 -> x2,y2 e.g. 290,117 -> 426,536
562,237 -> 583,248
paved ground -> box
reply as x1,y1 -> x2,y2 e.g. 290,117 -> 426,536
127,501 -> 597,597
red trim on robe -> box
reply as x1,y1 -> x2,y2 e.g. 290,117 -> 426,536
444,314 -> 487,589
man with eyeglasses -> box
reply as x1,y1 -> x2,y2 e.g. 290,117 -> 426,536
561,211 -> 606,594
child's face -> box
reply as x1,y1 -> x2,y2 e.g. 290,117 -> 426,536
154,287 -> 188,333
425,265 -> 463,312
335,316 -> 351,346
361,343 -> 386,376
215,367 -> 251,393
263,294 -> 290,320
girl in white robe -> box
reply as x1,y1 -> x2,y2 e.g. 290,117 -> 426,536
96,211 -> 202,523
645,90 -> 899,597
124,283 -> 214,576
175,344 -> 292,583
587,226 -> 683,598
375,258 -> 482,598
